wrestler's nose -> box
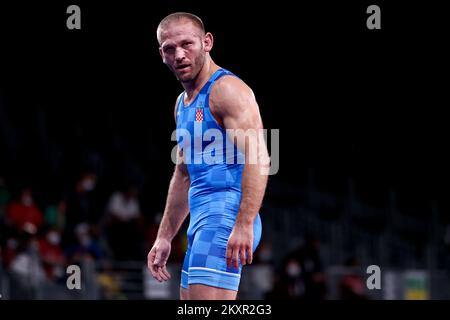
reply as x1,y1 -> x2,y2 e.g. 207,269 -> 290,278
175,48 -> 186,63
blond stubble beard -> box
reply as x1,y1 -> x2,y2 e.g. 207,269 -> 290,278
178,50 -> 206,83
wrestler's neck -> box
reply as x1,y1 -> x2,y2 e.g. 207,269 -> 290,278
183,58 -> 220,101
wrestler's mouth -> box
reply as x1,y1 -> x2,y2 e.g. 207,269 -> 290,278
176,64 -> 191,71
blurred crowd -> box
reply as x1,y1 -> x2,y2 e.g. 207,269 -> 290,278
262,237 -> 367,300
0,172 -> 185,296
0,172 -> 371,300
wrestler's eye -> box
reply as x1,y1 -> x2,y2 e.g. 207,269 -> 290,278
163,46 -> 175,54
182,42 -> 192,48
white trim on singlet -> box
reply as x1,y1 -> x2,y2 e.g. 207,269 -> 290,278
188,267 -> 241,278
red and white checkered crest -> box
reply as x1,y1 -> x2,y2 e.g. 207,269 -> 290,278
195,107 -> 204,122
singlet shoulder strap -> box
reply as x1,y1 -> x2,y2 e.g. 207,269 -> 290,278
200,69 -> 237,94
176,92 -> 184,108
175,91 -> 184,121
197,69 -> 238,108
206,69 -> 236,95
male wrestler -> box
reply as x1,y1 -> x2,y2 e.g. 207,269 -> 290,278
148,12 -> 269,300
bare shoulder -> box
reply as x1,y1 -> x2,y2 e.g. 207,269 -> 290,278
209,75 -> 257,117
212,74 -> 253,96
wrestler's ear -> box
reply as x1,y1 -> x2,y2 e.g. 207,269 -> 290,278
159,47 -> 166,63
203,32 -> 213,52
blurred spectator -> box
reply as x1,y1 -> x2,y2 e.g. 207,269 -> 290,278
253,241 -> 274,265
2,237 -> 20,268
266,235 -> 327,300
44,199 -> 66,233
285,256 -> 305,298
65,222 -> 103,264
63,171 -> 98,247
0,176 -> 11,263
0,176 -> 11,222
38,228 -> 66,280
97,261 -> 126,300
300,236 -> 327,300
243,240 -> 274,299
339,256 -> 368,300
104,185 -> 145,260
265,252 -> 305,300
5,187 -> 43,233
8,231 -> 46,299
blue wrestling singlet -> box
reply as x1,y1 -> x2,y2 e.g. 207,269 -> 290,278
175,68 -> 262,291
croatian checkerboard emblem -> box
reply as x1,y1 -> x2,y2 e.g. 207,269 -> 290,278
195,107 -> 204,122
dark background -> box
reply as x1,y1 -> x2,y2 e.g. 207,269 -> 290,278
1,0 -> 450,300
0,0 -> 449,225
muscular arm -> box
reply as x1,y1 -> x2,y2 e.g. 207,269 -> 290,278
157,152 -> 190,241
148,96 -> 190,282
210,76 -> 270,268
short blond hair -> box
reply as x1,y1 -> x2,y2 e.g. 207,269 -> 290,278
157,12 -> 205,44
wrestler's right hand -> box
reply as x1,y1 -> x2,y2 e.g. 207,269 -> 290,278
147,238 -> 172,282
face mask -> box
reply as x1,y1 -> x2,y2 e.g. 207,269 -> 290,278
259,249 -> 272,263
23,222 -> 37,234
21,195 -> 33,206
47,232 -> 61,245
82,178 -> 96,192
286,261 -> 301,278
79,235 -> 91,247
